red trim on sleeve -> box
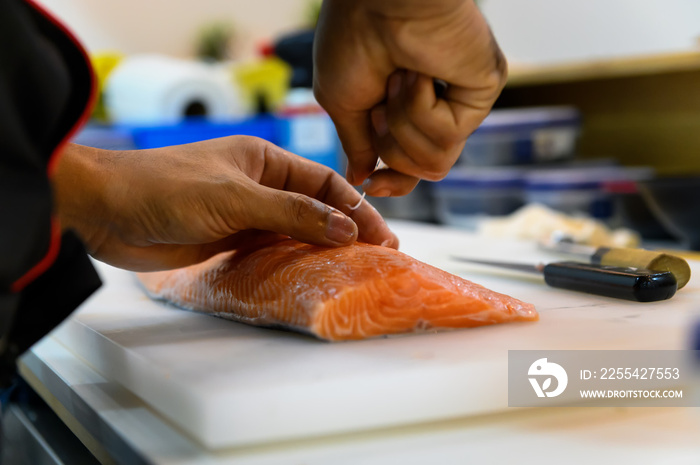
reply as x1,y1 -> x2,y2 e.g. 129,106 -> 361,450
10,0 -> 97,293
10,218 -> 63,293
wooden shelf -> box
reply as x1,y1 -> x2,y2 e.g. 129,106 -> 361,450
506,51 -> 700,87
498,51 -> 700,175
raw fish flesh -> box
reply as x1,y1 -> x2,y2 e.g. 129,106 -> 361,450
138,237 -> 538,341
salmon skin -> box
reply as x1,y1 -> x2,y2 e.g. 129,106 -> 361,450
137,237 -> 538,341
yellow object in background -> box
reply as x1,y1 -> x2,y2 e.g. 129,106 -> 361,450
234,57 -> 291,114
90,51 -> 125,121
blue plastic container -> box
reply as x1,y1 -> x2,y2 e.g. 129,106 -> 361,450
432,167 -> 526,229
524,167 -> 615,218
276,113 -> 341,173
459,106 -> 581,166
124,114 -> 341,173
128,116 -> 279,149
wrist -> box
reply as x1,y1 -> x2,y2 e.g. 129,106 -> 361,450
52,144 -> 113,253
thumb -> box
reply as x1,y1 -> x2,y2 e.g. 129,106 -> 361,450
241,184 -> 358,247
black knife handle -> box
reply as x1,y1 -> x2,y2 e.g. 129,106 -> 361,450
543,261 -> 677,302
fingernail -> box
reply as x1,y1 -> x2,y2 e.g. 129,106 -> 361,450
388,72 -> 402,99
386,234 -> 400,249
326,210 -> 357,244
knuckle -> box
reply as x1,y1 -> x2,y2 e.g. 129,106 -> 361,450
327,170 -> 347,188
228,135 -> 272,158
493,44 -> 509,88
393,181 -> 420,196
434,126 -> 465,150
235,135 -> 264,147
285,194 -> 318,224
414,151 -> 460,181
420,168 -> 451,182
383,141 -> 448,181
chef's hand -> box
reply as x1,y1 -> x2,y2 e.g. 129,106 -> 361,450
313,0 -> 506,196
53,139 -> 398,271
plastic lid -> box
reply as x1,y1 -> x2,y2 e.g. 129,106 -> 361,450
435,167 -> 524,189
474,106 -> 580,134
525,167 -> 613,190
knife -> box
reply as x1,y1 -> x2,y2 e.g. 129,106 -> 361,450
538,240 -> 691,289
451,257 -> 677,302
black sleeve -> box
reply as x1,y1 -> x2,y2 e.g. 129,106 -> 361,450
0,0 -> 100,386
0,233 -> 101,386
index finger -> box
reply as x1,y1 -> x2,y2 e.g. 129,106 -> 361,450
254,144 -> 399,248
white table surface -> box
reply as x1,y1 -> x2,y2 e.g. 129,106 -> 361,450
20,336 -> 700,465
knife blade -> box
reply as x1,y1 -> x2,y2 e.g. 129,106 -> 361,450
451,257 -> 677,302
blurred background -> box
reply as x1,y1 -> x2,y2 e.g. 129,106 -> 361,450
38,0 -> 700,250
35,0 -> 700,62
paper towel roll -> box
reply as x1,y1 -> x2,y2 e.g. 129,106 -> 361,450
104,54 -> 246,125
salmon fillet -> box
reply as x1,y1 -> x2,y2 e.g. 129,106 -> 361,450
137,237 -> 538,341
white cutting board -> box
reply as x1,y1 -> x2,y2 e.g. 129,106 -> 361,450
51,221 -> 700,450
